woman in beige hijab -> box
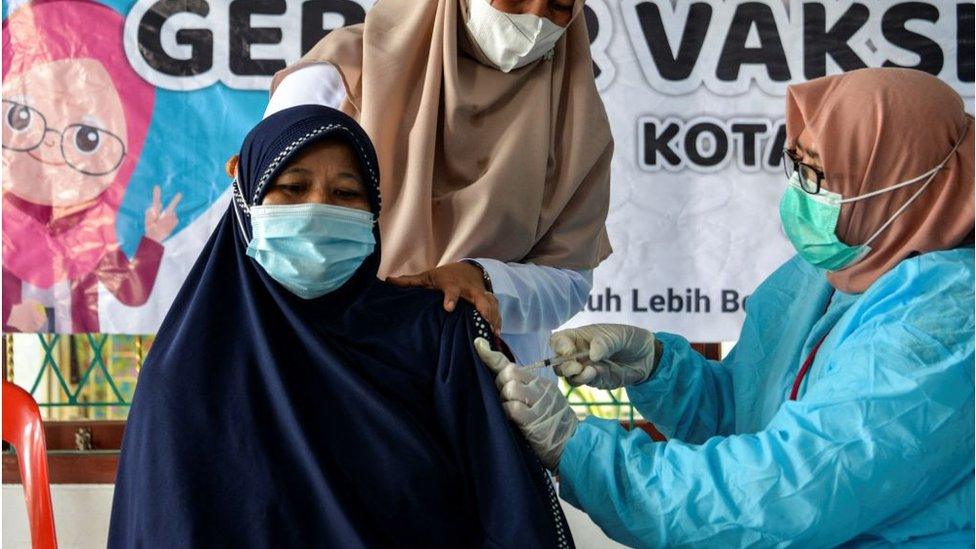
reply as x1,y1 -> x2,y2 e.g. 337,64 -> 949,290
476,68 -> 975,546
265,0 -> 611,370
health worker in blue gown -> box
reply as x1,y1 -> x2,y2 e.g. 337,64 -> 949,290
476,68 -> 975,547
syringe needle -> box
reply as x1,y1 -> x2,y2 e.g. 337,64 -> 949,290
523,351 -> 589,371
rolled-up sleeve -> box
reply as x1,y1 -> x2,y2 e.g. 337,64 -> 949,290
472,258 -> 592,335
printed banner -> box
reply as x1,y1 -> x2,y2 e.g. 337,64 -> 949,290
569,0 -> 974,341
2,0 -> 973,339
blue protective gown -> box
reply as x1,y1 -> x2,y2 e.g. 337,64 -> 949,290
559,249 -> 975,548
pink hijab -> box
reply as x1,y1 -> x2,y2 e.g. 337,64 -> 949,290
2,0 -> 154,288
786,68 -> 974,293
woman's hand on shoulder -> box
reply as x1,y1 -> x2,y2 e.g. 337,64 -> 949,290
388,262 -> 502,335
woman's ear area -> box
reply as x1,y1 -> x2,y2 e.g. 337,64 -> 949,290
226,155 -> 240,179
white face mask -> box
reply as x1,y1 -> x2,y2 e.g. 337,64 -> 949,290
464,0 -> 567,73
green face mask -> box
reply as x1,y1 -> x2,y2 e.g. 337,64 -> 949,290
778,173 -> 871,271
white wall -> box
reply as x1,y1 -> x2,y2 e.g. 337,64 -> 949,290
3,485 -> 627,548
3,485 -> 114,548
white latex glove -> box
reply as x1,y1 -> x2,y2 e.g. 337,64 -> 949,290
549,324 -> 657,390
474,338 -> 577,471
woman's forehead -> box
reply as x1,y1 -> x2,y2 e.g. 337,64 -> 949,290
283,138 -> 362,173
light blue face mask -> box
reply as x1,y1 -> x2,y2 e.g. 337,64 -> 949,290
779,145 -> 959,272
244,203 -> 376,299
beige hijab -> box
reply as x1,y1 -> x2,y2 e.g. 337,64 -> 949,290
786,68 -> 974,294
272,0 -> 613,277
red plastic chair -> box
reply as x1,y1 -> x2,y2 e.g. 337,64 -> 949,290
3,380 -> 57,549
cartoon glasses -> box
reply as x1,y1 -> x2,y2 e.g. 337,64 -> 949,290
2,100 -> 126,176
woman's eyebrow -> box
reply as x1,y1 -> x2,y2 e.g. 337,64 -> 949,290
794,142 -> 820,161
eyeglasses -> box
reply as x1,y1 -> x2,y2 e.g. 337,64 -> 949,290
782,148 -> 825,195
2,100 -> 126,176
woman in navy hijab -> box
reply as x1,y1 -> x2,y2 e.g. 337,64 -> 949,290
108,105 -> 573,548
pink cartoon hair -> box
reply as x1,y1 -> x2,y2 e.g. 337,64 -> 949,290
2,0 -> 155,211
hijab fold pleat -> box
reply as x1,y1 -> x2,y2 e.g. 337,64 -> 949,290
786,68 -> 974,293
273,0 -> 612,276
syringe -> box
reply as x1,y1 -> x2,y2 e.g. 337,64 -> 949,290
524,351 -> 589,372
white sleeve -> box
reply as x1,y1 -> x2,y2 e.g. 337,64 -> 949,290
470,259 -> 593,335
264,63 -> 348,118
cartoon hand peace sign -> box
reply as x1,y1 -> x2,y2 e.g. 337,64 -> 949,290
144,185 -> 182,243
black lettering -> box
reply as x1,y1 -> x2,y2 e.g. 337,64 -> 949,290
684,122 -> 728,167
632,290 -> 649,312
229,0 -> 287,76
731,123 -> 766,168
668,288 -> 684,312
803,3 -> 869,79
721,290 -> 740,313
649,295 -> 665,313
301,0 -> 368,55
881,3 -> 943,74
716,2 -> 790,81
694,289 -> 711,313
633,1 -> 712,80
644,121 -> 681,167
137,0 -> 213,76
959,3 -> 975,82
588,288 -> 621,312
767,123 -> 788,169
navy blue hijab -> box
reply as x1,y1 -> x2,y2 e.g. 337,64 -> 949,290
109,106 -> 573,548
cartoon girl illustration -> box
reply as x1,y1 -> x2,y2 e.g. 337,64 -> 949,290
2,0 -> 180,333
